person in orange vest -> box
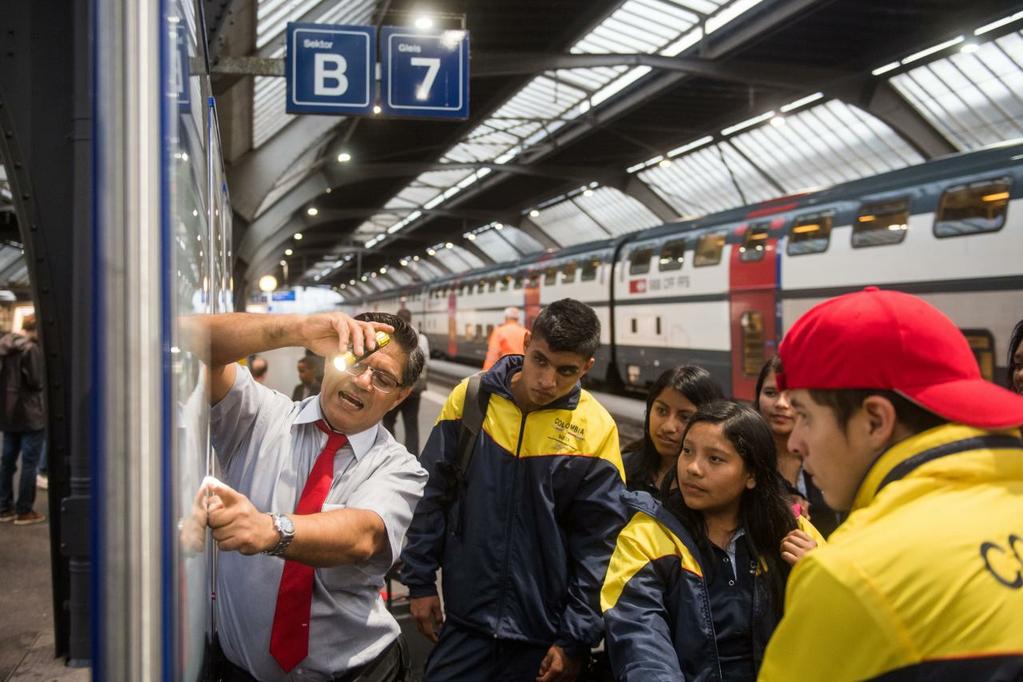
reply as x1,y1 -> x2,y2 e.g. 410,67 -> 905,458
483,306 -> 528,370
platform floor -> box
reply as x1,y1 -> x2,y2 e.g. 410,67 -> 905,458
0,378 -> 632,680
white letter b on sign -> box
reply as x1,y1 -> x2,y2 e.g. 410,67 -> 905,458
314,54 -> 348,96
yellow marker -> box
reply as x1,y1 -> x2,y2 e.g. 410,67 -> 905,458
332,331 -> 391,372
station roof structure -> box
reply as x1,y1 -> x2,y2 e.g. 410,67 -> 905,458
207,0 -> 1023,300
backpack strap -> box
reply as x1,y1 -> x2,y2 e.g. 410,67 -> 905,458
455,372 -> 489,484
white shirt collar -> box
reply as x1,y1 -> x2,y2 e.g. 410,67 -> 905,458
293,395 -> 379,461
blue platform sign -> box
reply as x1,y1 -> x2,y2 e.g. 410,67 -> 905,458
286,22 -> 375,115
380,27 -> 469,120
271,291 -> 297,302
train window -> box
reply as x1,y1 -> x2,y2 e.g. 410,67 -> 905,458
739,222 -> 770,262
935,178 -> 1010,238
486,324 -> 494,338
581,258 -> 599,281
961,329 -> 995,381
513,276 -> 523,289
787,212 -> 833,256
853,199 -> 909,248
656,317 -> 662,336
476,324 -> 483,339
544,268 -> 557,286
694,232 -> 726,267
629,248 -> 653,275
561,261 -> 577,283
631,318 -> 637,334
741,311 -> 766,377
658,239 -> 686,271
477,281 -> 486,294
488,280 -> 497,293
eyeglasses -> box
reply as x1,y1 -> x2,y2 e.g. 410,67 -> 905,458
344,362 -> 402,393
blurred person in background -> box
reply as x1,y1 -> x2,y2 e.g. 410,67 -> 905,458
291,355 -> 322,401
0,314 -> 46,525
482,306 -> 527,371
1008,319 -> 1023,396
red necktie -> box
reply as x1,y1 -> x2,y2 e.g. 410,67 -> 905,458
269,420 -> 348,672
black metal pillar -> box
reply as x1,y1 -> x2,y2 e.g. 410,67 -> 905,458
0,0 -> 92,664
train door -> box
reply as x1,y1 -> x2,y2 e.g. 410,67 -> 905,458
728,218 -> 781,400
447,289 -> 458,357
524,273 -> 541,329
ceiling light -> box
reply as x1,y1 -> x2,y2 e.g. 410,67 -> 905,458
414,15 -> 434,30
340,284 -> 346,289
380,267 -> 388,274
293,232 -> 303,240
361,275 -> 368,282
258,275 -> 277,292
445,242 -> 454,249
349,279 -> 356,285
372,105 -> 382,115
658,158 -> 672,168
426,248 -> 436,256
306,207 -> 319,216
959,42 -> 979,54
337,152 -> 352,163
494,222 -> 504,230
583,189 -> 594,197
465,233 -> 476,240
371,272 -> 377,278
314,275 -> 321,281
770,115 -> 787,127
279,260 -> 286,266
325,187 -> 332,194
529,209 -> 539,218
284,248 -> 293,256
399,258 -> 409,266
413,255 -> 421,261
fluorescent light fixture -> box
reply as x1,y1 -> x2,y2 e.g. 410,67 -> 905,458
975,10 -> 1023,35
293,232 -> 303,240
424,194 -> 445,209
667,135 -> 714,158
336,152 -> 352,163
626,161 -> 647,173
901,36 -> 963,66
721,111 -> 776,136
871,62 -> 900,77
306,207 -> 318,216
780,92 -> 824,113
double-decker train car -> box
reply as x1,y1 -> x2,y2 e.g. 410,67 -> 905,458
357,141 -> 1023,400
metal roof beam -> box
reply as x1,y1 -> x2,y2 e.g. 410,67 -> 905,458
517,217 -> 561,250
472,53 -> 843,90
214,52 -> 843,91
458,239 -> 497,266
325,161 -> 625,190
621,176 -> 679,222
237,172 -> 329,262
839,79 -> 956,159
228,114 -> 339,222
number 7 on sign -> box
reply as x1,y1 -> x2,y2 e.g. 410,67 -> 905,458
412,57 -> 441,101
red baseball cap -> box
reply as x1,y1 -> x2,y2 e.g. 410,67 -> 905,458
777,287 -> 1023,429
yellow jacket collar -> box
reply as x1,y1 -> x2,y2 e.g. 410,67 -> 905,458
852,423 -> 1019,511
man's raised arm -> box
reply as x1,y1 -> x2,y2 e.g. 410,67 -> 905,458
178,312 -> 392,404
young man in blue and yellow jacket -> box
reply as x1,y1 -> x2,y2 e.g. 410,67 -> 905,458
400,299 -> 627,681
759,288 -> 1023,680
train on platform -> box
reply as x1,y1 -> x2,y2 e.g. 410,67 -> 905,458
358,141 -> 1023,400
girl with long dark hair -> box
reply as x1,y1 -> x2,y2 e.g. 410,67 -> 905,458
754,357 -> 841,538
622,366 -> 723,499
1008,319 -> 1023,395
602,401 -> 823,681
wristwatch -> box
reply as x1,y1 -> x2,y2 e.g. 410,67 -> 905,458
263,512 -> 295,557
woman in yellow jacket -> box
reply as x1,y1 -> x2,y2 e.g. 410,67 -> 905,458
601,401 -> 823,681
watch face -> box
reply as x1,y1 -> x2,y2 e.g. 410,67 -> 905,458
278,514 -> 295,536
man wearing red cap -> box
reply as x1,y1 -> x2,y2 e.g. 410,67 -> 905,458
759,287 -> 1023,681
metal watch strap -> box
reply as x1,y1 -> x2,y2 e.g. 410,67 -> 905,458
263,512 -> 294,557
